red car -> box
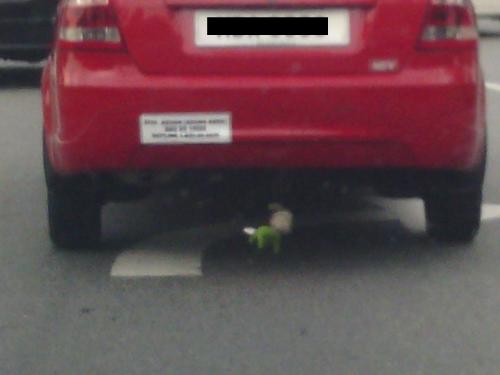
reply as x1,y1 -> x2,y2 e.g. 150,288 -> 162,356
42,0 -> 487,249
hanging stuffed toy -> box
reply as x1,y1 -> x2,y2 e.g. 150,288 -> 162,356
243,204 -> 294,256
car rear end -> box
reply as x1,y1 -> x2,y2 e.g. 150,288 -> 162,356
42,0 -> 487,248
0,0 -> 57,61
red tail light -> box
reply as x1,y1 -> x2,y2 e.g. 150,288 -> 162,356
57,0 -> 124,50
419,0 -> 478,49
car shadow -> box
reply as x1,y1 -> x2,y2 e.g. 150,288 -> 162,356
100,189 -> 470,276
101,189 -> 384,251
200,218 -> 467,278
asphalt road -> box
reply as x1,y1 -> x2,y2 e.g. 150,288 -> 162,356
1,37 -> 500,374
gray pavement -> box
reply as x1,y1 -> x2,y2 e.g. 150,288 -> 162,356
1,37 -> 500,375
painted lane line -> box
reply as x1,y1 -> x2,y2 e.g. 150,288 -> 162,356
380,200 -> 500,233
486,82 -> 500,92
482,204 -> 500,221
111,248 -> 203,277
378,198 -> 426,233
111,224 -> 238,278
302,202 -> 500,234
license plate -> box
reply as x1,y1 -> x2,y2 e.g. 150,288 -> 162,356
140,113 -> 232,145
195,9 -> 350,48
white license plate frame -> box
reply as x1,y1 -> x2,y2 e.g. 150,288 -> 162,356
194,9 -> 351,48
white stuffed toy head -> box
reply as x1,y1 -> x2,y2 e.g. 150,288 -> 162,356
269,204 -> 293,234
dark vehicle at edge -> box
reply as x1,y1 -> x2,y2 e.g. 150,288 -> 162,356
0,0 -> 57,61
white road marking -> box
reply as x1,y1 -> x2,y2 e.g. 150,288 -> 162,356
0,59 -> 45,68
111,202 -> 500,278
111,248 -> 202,277
378,198 -> 426,233
482,204 -> 500,221
380,200 -> 500,232
111,224 -> 237,278
486,82 -> 500,92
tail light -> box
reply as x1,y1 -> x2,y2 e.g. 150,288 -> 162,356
419,0 -> 478,49
57,0 -> 124,50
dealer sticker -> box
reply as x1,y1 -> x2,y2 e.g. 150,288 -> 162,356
140,113 -> 232,145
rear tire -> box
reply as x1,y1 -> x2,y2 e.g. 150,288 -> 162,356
44,138 -> 102,249
424,190 -> 482,243
424,149 -> 486,243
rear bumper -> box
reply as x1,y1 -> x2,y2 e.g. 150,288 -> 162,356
43,53 -> 486,175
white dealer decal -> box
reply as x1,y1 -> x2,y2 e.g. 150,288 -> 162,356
140,113 -> 232,145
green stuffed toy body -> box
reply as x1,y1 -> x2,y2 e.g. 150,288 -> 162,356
246,225 -> 283,255
243,205 -> 293,255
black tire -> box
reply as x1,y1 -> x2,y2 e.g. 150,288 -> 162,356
424,189 -> 482,243
44,138 -> 102,249
424,150 -> 486,243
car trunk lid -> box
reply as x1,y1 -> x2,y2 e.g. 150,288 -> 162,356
112,0 -> 426,76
